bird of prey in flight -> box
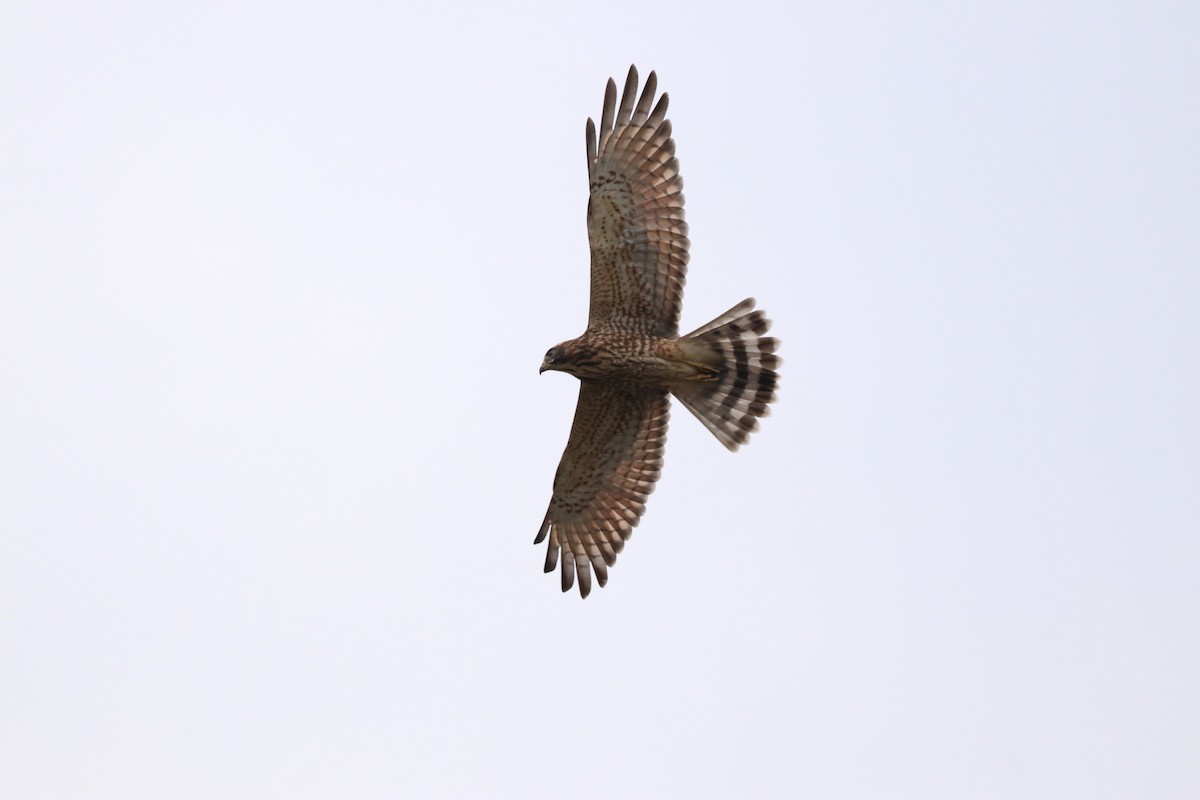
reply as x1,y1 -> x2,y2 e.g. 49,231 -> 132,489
537,66 -> 781,597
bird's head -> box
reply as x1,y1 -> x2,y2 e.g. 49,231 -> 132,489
540,344 -> 570,375
540,340 -> 601,377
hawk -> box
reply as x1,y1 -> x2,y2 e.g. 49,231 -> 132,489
536,66 -> 780,597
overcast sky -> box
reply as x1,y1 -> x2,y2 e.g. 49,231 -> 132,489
2,2 -> 1197,798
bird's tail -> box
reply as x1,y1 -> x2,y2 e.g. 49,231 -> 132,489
672,298 -> 780,451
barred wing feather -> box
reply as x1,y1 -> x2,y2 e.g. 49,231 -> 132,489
536,383 -> 670,597
585,66 -> 689,338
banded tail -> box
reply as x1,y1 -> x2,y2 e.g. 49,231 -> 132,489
673,298 -> 781,450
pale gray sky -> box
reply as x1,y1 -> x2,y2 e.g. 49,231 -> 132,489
2,2 -> 1198,798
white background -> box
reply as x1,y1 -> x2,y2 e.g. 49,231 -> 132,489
2,2 -> 1197,797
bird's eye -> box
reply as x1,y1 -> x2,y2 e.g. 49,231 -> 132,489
545,348 -> 556,359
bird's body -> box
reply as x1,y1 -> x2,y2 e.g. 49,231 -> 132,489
537,66 -> 780,597
544,333 -> 706,385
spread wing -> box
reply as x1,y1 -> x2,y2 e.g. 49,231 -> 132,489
585,66 -> 690,338
536,383 -> 670,597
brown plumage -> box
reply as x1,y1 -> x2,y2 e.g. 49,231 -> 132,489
537,66 -> 781,597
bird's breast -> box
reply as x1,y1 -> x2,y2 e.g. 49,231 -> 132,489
570,333 -> 692,386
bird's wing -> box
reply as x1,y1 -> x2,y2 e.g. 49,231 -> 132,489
536,382 -> 670,597
586,66 -> 689,338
